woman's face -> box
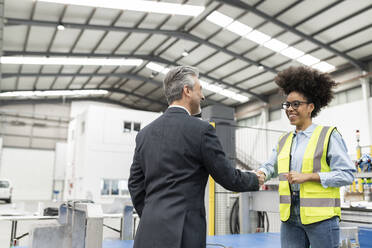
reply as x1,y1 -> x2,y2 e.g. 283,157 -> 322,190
285,91 -> 314,127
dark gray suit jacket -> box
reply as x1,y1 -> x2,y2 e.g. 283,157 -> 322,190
128,107 -> 259,248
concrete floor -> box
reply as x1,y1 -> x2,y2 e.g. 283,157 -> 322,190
0,200 -> 123,248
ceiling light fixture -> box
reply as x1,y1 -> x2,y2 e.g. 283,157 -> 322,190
146,62 -> 170,74
181,50 -> 189,57
0,56 -> 143,66
280,46 -> 304,59
226,21 -> 252,36
0,90 -> 109,98
206,11 -> 233,27
311,61 -> 336,72
37,0 -> 205,16
263,39 -> 288,52
147,61 -> 250,103
57,24 -> 65,31
200,80 -> 249,103
297,54 -> 320,66
206,11 -> 336,71
245,30 -> 271,45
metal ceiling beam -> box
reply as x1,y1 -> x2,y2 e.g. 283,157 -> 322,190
0,96 -> 149,110
216,0 -> 367,70
5,17 -> 278,74
2,50 -> 268,103
0,80 -> 167,107
2,72 -> 163,86
3,50 -> 174,67
0,87 -> 167,108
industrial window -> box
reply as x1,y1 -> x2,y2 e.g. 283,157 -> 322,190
237,114 -> 260,127
101,179 -> 110,195
133,122 -> 141,132
330,86 -> 362,106
269,109 -> 281,121
346,87 -> 362,102
101,179 -> 129,196
123,121 -> 132,132
111,180 -> 119,195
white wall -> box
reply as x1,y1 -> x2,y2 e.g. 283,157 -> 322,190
0,147 -> 54,200
54,142 -> 67,180
65,103 -> 161,202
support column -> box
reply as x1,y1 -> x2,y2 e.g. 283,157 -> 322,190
261,103 -> 269,159
360,69 -> 372,146
0,0 -> 3,92
0,0 -> 4,174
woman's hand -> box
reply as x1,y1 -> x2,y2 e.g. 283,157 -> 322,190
285,171 -> 320,184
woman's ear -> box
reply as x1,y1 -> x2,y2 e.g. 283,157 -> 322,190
308,103 -> 315,116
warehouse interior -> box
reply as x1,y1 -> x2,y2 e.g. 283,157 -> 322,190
1,0 -> 372,247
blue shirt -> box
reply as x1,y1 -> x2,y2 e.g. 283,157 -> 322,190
258,123 -> 355,191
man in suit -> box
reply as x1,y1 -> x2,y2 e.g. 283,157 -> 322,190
128,65 -> 261,248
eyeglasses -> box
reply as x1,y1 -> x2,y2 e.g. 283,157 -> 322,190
282,101 -> 309,110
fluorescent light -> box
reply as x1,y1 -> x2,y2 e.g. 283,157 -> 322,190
206,11 -> 233,27
162,68 -> 170,74
0,90 -> 109,98
200,80 -> 249,103
297,55 -> 320,66
146,62 -> 250,102
245,30 -> 271,44
232,94 -> 249,102
0,56 -> 143,66
311,61 -> 336,72
280,47 -> 304,59
226,21 -> 252,36
37,0 -> 205,16
146,62 -> 167,73
263,39 -> 288,52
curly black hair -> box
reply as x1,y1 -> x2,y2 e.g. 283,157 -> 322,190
275,66 -> 337,117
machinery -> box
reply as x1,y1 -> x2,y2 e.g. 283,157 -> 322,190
356,154 -> 372,172
28,200 -> 103,248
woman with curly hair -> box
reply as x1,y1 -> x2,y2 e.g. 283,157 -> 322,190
256,66 -> 355,248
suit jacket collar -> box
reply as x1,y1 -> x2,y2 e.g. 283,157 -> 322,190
165,106 -> 190,115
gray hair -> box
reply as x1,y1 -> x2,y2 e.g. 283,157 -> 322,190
163,65 -> 199,104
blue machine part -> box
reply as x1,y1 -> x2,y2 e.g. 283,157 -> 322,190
357,154 -> 372,172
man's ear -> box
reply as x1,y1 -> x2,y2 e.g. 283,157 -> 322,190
183,85 -> 191,97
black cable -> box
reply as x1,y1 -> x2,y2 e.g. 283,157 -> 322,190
229,198 -> 240,234
264,211 -> 270,232
15,232 -> 29,240
103,223 -> 120,233
257,211 -> 262,229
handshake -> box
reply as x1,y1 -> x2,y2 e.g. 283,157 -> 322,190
254,170 -> 266,186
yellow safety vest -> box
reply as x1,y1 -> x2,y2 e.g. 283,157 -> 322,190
278,125 -> 341,225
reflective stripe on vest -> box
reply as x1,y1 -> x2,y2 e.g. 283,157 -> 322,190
300,198 -> 341,207
278,125 -> 341,224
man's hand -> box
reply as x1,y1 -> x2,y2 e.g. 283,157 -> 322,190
254,170 -> 266,186
285,171 -> 320,184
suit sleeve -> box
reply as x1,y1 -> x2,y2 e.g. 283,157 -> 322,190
128,136 -> 146,217
201,124 -> 259,192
